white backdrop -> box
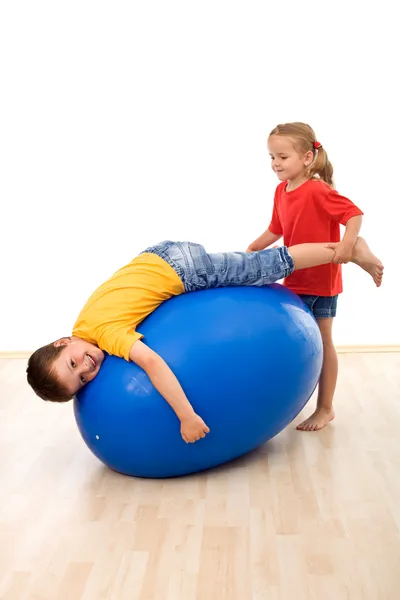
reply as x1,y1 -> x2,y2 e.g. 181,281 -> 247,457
0,1 -> 398,351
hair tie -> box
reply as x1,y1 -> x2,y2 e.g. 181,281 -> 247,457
313,141 -> 322,150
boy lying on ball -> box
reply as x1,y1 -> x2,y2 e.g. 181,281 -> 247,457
27,238 -> 383,442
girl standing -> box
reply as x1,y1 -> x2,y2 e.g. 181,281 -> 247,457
246,122 -> 382,431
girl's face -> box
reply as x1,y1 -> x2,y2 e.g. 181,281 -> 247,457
268,135 -> 313,187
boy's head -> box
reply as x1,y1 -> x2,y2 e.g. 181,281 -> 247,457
27,336 -> 105,401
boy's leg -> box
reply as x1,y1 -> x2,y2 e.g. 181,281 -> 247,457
289,237 -> 384,286
183,242 -> 337,289
160,242 -> 296,290
288,243 -> 336,270
296,297 -> 338,431
152,237 -> 383,291
258,236 -> 383,286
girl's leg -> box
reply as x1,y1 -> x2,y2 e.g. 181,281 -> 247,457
296,317 -> 337,431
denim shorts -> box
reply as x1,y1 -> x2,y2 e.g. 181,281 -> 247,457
141,240 -> 294,292
298,294 -> 338,319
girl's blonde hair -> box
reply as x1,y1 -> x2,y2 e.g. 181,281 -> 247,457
269,122 -> 334,188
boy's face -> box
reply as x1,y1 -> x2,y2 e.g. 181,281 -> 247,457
52,337 -> 105,396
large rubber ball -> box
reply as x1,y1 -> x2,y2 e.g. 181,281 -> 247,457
74,285 -> 322,478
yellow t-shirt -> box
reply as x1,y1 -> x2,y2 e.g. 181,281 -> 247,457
72,253 -> 185,361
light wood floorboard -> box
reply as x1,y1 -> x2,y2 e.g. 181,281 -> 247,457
1,354 -> 399,599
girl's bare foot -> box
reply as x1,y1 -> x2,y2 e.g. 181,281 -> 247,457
296,407 -> 335,431
351,237 -> 384,287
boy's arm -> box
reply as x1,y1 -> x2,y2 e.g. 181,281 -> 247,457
129,340 -> 210,443
246,228 -> 282,252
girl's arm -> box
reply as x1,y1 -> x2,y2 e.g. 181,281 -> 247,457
320,187 -> 364,264
246,228 -> 282,252
342,215 -> 363,247
331,215 -> 363,264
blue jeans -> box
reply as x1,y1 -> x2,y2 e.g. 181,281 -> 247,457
141,241 -> 295,292
298,294 -> 338,319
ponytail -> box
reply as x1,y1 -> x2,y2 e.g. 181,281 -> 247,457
308,146 -> 335,188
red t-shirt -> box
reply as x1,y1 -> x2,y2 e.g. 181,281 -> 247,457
268,179 -> 363,296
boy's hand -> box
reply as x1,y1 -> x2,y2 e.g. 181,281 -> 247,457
325,241 -> 353,264
181,413 -> 210,443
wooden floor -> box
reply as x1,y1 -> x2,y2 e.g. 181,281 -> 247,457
1,354 -> 400,600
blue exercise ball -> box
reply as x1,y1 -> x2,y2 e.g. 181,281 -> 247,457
74,284 -> 322,478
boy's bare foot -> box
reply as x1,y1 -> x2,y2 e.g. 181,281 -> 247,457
296,407 -> 335,431
351,237 -> 384,287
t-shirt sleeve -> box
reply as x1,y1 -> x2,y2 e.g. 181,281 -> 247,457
98,327 -> 144,361
319,188 -> 364,225
268,190 -> 283,235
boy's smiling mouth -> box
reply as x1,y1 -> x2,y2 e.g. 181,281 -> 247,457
87,354 -> 96,369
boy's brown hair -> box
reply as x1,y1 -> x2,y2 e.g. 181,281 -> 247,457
27,342 -> 74,402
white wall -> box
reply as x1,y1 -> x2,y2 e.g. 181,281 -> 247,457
0,1 -> 398,351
